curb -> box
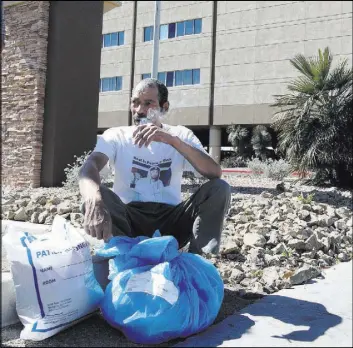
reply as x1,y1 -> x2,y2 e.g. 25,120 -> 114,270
1,220 -> 106,329
1,221 -> 53,328
1,272 -> 19,328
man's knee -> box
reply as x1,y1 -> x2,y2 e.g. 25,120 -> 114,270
80,184 -> 113,214
205,178 -> 231,199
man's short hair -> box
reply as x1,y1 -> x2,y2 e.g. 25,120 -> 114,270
134,78 -> 168,108
150,166 -> 160,173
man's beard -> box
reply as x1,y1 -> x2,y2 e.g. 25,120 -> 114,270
133,108 -> 164,126
133,114 -> 149,125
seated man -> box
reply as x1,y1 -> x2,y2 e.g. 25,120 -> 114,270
79,78 -> 231,255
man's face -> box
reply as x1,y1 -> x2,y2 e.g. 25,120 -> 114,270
150,168 -> 159,180
131,86 -> 160,125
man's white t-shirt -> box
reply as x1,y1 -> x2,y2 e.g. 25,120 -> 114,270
94,124 -> 209,206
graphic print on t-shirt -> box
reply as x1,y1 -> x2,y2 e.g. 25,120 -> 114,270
130,156 -> 172,202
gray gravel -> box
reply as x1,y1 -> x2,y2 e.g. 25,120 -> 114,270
2,175 -> 352,347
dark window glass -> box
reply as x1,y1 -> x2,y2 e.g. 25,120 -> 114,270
118,31 -> 124,45
103,34 -> 111,47
160,24 -> 168,40
176,21 -> 185,36
175,70 -> 183,86
117,76 -> 122,90
192,69 -> 200,84
194,19 -> 202,34
142,73 -> 151,80
168,23 -> 176,38
144,26 -> 153,42
185,20 -> 194,35
100,77 -> 122,91
111,77 -> 117,90
1,1 -> 4,48
110,32 -> 118,46
102,78 -> 110,92
157,72 -> 166,84
183,69 -> 193,85
166,71 -> 174,87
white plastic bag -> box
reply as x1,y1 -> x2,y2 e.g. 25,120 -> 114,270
2,216 -> 104,341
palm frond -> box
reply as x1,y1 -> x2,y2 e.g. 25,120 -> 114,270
271,47 -> 353,187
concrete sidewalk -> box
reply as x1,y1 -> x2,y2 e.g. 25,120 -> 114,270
175,260 -> 352,347
2,219 -> 352,347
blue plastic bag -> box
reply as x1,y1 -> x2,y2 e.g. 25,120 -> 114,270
95,231 -> 224,344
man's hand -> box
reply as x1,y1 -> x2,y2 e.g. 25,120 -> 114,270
133,124 -> 176,147
132,124 -> 221,179
83,197 -> 112,242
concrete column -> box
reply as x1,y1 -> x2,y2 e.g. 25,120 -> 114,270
209,126 -> 221,163
40,1 -> 104,187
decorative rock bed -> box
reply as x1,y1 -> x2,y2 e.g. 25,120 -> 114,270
2,177 -> 352,299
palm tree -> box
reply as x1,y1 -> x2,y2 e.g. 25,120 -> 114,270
226,125 -> 252,159
271,47 -> 352,188
251,125 -> 273,160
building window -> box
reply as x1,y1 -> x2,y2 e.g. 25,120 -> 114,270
142,69 -> 200,87
175,70 -> 183,86
183,69 -> 193,85
192,68 -> 200,84
110,32 -> 118,46
168,23 -> 176,39
100,76 -> 123,92
159,24 -> 168,40
102,31 -> 125,48
144,19 -> 202,42
1,1 -> 4,49
185,20 -> 194,35
157,72 -> 166,84
142,73 -> 151,80
194,19 -> 202,34
144,26 -> 153,42
118,31 -> 125,45
176,21 -> 185,36
166,71 -> 174,87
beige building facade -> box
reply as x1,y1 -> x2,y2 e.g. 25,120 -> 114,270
98,0 -> 352,161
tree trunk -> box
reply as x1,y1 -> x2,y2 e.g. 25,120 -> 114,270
335,163 -> 353,189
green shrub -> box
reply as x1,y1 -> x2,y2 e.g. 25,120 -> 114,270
264,159 -> 292,181
221,155 -> 247,168
226,125 -> 253,159
247,157 -> 267,175
297,192 -> 315,204
272,47 -> 353,188
247,158 -> 291,180
251,125 -> 273,160
62,151 -> 114,190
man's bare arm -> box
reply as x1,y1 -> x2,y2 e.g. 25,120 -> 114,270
171,137 -> 222,179
133,125 -> 222,180
78,152 -> 112,241
78,152 -> 109,201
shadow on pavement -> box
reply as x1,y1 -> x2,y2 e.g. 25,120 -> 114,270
248,295 -> 343,342
2,293 -> 341,347
176,294 -> 342,347
0,288 -> 256,348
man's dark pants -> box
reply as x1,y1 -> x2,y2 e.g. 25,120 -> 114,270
88,178 -> 231,288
